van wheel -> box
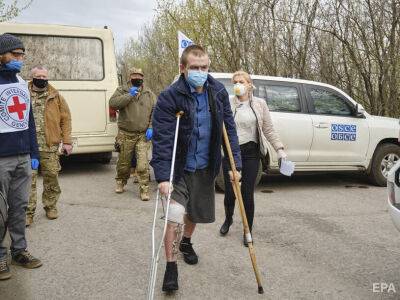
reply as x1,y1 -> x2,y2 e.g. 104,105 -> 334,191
215,160 -> 263,192
369,144 -> 400,186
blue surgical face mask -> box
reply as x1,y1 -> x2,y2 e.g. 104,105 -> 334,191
187,70 -> 208,88
4,60 -> 23,72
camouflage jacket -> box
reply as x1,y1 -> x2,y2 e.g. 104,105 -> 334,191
29,82 -> 72,147
109,84 -> 156,133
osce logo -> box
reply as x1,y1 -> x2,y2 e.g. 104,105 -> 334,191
331,123 -> 357,141
180,39 -> 194,49
0,87 -> 30,130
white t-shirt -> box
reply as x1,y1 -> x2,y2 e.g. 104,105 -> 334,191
234,100 -> 258,145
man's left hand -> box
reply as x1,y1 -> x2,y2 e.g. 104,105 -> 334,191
63,144 -> 73,156
31,158 -> 39,170
145,128 -> 153,141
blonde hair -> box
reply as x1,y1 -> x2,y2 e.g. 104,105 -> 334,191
232,70 -> 252,84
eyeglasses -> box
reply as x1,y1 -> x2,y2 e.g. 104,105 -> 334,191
10,51 -> 25,57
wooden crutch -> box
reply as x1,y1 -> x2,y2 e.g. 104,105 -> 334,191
222,123 -> 264,294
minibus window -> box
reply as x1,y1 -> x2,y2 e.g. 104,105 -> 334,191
12,34 -> 104,81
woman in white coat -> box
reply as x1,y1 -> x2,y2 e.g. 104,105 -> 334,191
220,71 -> 287,246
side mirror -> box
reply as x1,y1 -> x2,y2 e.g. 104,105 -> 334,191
354,103 -> 365,118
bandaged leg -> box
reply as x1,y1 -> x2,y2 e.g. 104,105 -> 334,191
165,201 -> 185,224
164,201 -> 185,261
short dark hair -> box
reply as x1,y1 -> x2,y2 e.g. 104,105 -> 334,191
180,45 -> 207,66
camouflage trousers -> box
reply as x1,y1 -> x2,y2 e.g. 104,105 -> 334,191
27,151 -> 61,216
115,130 -> 151,192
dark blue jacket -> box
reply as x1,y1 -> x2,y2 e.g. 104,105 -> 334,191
151,74 -> 242,183
0,67 -> 39,159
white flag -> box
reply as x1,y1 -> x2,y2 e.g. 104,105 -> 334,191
178,31 -> 194,59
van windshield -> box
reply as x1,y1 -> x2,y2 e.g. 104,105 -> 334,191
12,34 -> 104,81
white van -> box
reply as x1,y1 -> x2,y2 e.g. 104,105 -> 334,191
0,23 -> 119,162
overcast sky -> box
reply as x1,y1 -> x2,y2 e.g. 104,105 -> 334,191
10,0 -> 158,51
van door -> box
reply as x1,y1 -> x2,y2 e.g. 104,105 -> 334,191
56,90 -> 107,133
305,84 -> 369,163
254,80 -> 313,163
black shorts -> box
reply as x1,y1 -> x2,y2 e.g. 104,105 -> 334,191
171,168 -> 215,223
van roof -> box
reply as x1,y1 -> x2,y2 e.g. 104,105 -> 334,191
0,22 -> 113,37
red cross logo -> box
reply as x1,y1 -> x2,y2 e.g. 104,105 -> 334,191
8,96 -> 26,120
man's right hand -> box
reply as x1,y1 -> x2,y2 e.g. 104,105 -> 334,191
129,86 -> 139,96
158,181 -> 173,196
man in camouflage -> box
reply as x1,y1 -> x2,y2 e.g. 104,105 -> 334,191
26,66 -> 72,226
109,68 -> 156,201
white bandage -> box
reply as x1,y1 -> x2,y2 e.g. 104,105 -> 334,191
166,202 -> 185,224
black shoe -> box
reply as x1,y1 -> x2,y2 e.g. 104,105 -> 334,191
162,262 -> 178,292
219,218 -> 233,236
0,257 -> 11,280
179,239 -> 198,265
11,251 -> 42,269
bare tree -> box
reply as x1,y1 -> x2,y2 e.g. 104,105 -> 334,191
0,0 -> 33,22
119,0 -> 400,117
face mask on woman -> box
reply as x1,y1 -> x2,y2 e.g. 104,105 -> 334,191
233,83 -> 247,97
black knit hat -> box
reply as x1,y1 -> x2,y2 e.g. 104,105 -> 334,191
0,34 -> 25,55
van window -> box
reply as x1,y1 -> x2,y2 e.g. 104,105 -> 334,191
255,82 -> 301,112
13,34 -> 104,81
309,87 -> 352,116
217,78 -> 234,95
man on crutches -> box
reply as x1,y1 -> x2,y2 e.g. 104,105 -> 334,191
150,45 -> 242,293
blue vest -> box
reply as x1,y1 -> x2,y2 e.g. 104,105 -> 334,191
185,87 -> 212,172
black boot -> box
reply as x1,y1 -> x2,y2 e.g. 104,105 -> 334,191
219,218 -> 233,236
179,237 -> 198,265
162,262 -> 178,292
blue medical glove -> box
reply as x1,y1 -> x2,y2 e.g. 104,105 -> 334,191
129,86 -> 139,96
146,128 -> 153,141
31,158 -> 39,170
